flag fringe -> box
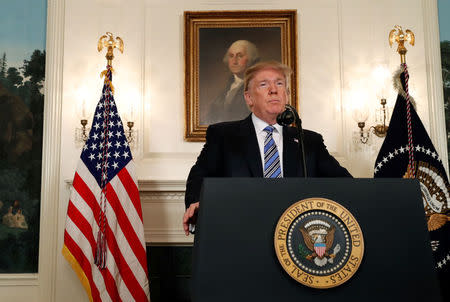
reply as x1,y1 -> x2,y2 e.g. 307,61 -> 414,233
62,244 -> 94,302
393,67 -> 416,109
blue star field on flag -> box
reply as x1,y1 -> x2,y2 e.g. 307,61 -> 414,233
80,69 -> 132,189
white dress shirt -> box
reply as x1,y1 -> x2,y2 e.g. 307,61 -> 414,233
251,113 -> 284,177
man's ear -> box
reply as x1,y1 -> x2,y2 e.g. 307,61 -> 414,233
244,91 -> 253,107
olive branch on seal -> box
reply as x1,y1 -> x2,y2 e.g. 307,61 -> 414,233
298,244 -> 310,258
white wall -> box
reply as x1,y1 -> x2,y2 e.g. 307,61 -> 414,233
0,0 -> 446,301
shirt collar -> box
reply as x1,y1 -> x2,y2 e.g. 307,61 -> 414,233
251,113 -> 283,134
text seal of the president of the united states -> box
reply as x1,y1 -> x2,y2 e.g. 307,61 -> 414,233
274,197 -> 364,289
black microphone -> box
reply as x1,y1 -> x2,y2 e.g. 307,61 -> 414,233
277,104 -> 307,178
276,104 -> 296,126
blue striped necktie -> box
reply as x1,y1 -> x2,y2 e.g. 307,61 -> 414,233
263,126 -> 282,178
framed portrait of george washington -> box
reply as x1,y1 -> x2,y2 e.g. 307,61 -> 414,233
184,10 -> 298,142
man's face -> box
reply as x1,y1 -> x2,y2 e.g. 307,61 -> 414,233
244,68 -> 288,124
227,44 -> 249,77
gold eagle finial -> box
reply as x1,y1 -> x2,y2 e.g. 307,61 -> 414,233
97,32 -> 124,66
389,25 -> 415,64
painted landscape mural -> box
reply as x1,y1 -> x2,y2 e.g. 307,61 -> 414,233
0,0 -> 46,273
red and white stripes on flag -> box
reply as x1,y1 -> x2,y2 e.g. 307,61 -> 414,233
63,65 -> 149,301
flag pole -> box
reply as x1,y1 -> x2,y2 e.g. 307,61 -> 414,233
389,25 -> 416,177
94,32 -> 124,269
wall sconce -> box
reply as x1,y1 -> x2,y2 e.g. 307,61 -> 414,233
75,98 -> 91,146
121,94 -> 139,150
125,120 -> 137,149
354,98 -> 389,144
351,98 -> 370,144
74,86 -> 140,149
351,64 -> 391,146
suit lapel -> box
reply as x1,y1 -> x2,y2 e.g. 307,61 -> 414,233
283,127 -> 301,177
240,115 -> 263,177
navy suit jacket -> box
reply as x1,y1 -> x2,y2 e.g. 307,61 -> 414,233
185,115 -> 352,207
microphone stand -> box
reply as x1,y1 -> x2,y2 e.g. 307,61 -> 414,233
280,105 -> 307,178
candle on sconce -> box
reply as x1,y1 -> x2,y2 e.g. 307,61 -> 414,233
117,89 -> 138,122
116,88 -> 140,148
348,88 -> 369,124
76,86 -> 93,121
80,98 -> 88,120
347,86 -> 371,144
371,64 -> 392,133
77,98 -> 91,142
128,102 -> 136,123
75,85 -> 93,144
372,64 -> 391,100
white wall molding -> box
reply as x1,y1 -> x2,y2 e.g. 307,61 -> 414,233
139,179 -> 186,192
422,0 -> 448,172
38,0 -> 65,301
336,0 -> 346,157
144,228 -> 193,244
65,179 -> 187,192
0,274 -> 38,286
141,191 -> 185,201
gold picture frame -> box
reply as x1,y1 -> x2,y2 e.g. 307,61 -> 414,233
184,10 -> 298,142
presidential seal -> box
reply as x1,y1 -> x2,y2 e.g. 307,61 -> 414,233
274,198 -> 364,289
414,161 -> 450,232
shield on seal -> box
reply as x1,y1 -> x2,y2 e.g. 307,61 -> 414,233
314,243 -> 326,258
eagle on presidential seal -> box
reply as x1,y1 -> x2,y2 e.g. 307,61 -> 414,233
300,219 -> 341,267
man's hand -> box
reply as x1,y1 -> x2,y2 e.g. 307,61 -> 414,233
183,202 -> 199,236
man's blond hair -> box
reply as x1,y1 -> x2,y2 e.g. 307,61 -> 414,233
244,60 -> 291,92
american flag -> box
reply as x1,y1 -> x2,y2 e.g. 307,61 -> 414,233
62,66 -> 150,301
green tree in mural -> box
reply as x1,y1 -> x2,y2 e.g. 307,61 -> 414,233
0,52 -> 6,79
6,67 -> 23,87
442,41 -> 450,88
22,50 -> 45,89
22,49 -> 45,161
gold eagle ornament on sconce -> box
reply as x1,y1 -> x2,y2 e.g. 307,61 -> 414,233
389,25 -> 415,64
97,32 -> 124,66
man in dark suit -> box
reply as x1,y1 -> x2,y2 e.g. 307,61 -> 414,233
183,61 -> 351,235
